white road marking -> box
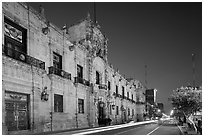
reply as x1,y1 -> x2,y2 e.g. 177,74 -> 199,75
177,125 -> 185,135
147,125 -> 161,135
72,120 -> 157,135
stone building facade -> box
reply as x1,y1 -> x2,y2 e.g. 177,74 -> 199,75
2,2 -> 146,135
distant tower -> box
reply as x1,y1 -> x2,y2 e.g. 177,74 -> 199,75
192,53 -> 196,87
145,65 -> 147,89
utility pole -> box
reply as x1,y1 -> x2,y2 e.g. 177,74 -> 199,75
145,65 -> 148,89
93,2 -> 96,23
192,53 -> 196,87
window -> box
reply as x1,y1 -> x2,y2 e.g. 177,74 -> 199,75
110,104 -> 112,115
96,71 -> 100,84
77,65 -> 83,79
128,108 -> 130,116
78,99 -> 84,113
132,109 -> 134,116
127,92 -> 129,99
122,86 -> 125,98
53,52 -> 62,69
116,106 -> 119,115
116,85 -> 118,95
4,17 -> 27,57
54,94 -> 63,112
137,97 -> 139,102
132,94 -> 133,100
108,81 -> 111,90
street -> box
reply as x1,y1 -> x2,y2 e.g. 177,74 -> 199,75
54,119 -> 183,135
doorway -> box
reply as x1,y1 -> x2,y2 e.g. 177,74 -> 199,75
5,92 -> 29,131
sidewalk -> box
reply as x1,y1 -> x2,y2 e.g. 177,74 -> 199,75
178,123 -> 198,135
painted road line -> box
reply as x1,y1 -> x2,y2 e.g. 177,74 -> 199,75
72,120 -> 157,135
147,125 -> 161,135
177,125 -> 185,135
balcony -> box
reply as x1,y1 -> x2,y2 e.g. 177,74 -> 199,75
113,92 -> 119,97
136,101 -> 145,105
131,100 -> 136,103
3,45 -> 45,69
98,84 -> 107,90
74,77 -> 90,86
48,66 -> 71,80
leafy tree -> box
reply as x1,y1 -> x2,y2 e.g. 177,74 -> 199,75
170,86 -> 202,116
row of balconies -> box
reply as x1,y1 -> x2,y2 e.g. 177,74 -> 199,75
3,45 -> 110,88
3,45 -> 145,96
112,92 -> 140,104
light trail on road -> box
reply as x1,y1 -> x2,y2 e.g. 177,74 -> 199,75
147,125 -> 161,135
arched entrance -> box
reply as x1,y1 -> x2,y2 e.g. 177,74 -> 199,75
98,101 -> 106,126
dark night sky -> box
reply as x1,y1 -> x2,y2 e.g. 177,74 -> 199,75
29,2 -> 202,113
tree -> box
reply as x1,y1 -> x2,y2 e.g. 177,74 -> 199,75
170,86 -> 202,117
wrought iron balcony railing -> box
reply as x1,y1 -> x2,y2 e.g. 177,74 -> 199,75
74,77 -> 90,86
113,92 -> 119,97
98,84 -> 107,90
49,66 -> 71,80
3,45 -> 45,69
136,101 -> 145,104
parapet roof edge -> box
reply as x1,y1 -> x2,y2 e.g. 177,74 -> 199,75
20,2 -> 71,41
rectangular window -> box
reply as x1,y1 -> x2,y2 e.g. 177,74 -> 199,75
132,94 -> 133,100
53,52 -> 62,69
4,17 -> 27,56
132,109 -> 134,116
127,92 -> 129,99
78,99 -> 84,113
128,108 -> 130,116
54,94 -> 63,112
108,81 -> 111,90
110,104 -> 112,115
96,71 -> 100,84
122,86 -> 125,98
77,65 -> 83,79
116,106 -> 119,115
116,85 -> 118,95
137,97 -> 139,102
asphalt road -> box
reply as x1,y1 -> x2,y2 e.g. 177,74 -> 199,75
54,119 -> 183,135
88,121 -> 182,135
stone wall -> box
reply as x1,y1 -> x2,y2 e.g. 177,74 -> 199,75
2,2 -> 146,134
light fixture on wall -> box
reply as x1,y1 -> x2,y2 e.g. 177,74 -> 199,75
112,104 -> 115,110
69,45 -> 75,51
41,87 -> 49,101
99,102 -> 104,107
119,77 -> 122,81
42,21 -> 50,35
